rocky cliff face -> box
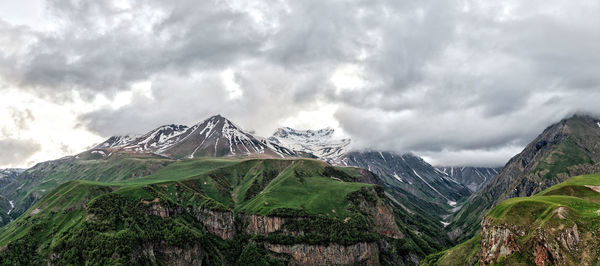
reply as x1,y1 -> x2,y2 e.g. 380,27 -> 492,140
351,189 -> 403,239
265,242 -> 379,266
478,218 -> 524,264
478,216 -> 587,265
238,213 -> 287,235
144,200 -> 236,240
191,208 -> 235,240
133,241 -> 206,266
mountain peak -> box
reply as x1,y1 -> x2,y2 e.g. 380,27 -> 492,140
207,114 -> 227,121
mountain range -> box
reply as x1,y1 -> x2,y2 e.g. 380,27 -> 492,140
91,115 -> 490,225
2,113 -> 600,265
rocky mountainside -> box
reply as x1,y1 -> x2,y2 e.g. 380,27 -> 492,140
449,114 -> 600,242
95,115 -> 297,159
0,169 -> 23,189
342,152 -> 470,208
436,166 -> 502,192
0,158 -> 443,265
424,173 -> 600,265
0,169 -> 24,224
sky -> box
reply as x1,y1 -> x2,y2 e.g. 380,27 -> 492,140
0,0 -> 599,168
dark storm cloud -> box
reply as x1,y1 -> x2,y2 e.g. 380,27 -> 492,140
1,0 -> 599,166
0,138 -> 41,166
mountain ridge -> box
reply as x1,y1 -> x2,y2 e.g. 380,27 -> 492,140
449,114 -> 600,242
95,115 -> 297,159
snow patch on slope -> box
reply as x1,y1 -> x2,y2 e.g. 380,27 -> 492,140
269,127 -> 350,163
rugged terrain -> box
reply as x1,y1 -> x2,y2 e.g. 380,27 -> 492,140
0,158 -> 439,265
0,169 -> 23,224
98,115 -> 296,159
436,167 -> 501,193
424,173 -> 600,265
449,114 -> 600,242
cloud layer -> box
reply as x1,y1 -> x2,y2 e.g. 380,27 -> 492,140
0,0 -> 599,167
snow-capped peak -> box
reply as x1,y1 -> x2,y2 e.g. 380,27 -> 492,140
269,127 -> 351,163
95,124 -> 189,153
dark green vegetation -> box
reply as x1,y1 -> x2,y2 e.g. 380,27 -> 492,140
449,114 -> 600,243
426,173 -> 600,265
0,157 -> 449,265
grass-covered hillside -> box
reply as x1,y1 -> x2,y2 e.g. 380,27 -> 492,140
423,173 -> 600,265
0,152 -> 180,223
0,157 -> 444,265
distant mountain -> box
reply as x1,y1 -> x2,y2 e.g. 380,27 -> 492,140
436,166 -> 501,192
0,169 -> 24,189
0,169 -> 23,224
268,127 -> 350,163
342,152 -> 471,207
95,115 -> 297,159
449,114 -> 600,242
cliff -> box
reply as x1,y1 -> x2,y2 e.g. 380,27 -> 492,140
265,242 -> 379,265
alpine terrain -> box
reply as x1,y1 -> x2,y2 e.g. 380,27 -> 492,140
0,115 -> 453,264
436,167 -> 501,193
448,114 -> 600,243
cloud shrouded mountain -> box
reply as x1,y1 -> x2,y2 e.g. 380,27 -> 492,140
0,0 -> 599,168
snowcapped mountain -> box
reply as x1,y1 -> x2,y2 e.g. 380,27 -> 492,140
268,127 -> 350,163
94,115 -> 297,159
436,166 -> 501,192
161,115 -> 296,158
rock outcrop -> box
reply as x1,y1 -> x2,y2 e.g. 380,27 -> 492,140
265,242 -> 379,266
479,217 -> 585,265
134,241 -> 206,266
144,201 -> 235,240
239,214 -> 287,235
191,208 -> 235,240
479,218 -> 524,264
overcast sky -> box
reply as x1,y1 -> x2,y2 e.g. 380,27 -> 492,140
0,0 -> 599,168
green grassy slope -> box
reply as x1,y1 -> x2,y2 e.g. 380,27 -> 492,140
426,173 -> 600,265
0,158 -> 397,264
0,153 -> 175,221
0,156 -> 461,264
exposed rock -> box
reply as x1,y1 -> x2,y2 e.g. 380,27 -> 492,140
479,217 -> 584,265
133,241 -> 205,266
584,185 -> 600,193
239,214 -> 286,235
265,242 -> 379,265
144,203 -> 235,240
372,205 -> 403,239
191,208 -> 235,240
147,203 -> 170,218
352,188 -> 403,239
534,244 -> 551,266
479,218 -> 523,264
